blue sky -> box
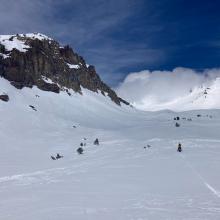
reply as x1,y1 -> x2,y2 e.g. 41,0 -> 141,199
0,0 -> 220,86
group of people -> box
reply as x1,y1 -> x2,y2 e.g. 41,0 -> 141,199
51,139 -> 182,161
51,138 -> 100,159
77,138 -> 100,154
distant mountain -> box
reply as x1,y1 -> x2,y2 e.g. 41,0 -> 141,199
0,33 -> 128,106
129,79 -> 220,111
162,78 -> 220,111
116,68 -> 220,111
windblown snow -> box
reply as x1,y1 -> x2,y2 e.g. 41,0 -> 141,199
1,77 -> 220,220
117,67 -> 220,111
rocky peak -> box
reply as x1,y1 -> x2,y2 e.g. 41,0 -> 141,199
0,33 -> 129,105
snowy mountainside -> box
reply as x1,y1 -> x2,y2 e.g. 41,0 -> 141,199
135,77 -> 220,111
0,77 -> 134,174
117,67 -> 220,111
1,77 -> 220,219
0,33 -> 128,105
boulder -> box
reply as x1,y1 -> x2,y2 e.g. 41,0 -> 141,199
36,80 -> 60,93
0,94 -> 9,102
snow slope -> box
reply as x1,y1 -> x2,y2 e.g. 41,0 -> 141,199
134,78 -> 220,111
1,78 -> 220,220
117,68 -> 220,111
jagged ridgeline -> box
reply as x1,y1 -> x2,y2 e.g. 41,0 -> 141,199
0,33 -> 129,105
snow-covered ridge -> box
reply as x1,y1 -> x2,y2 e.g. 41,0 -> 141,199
21,33 -> 52,41
0,35 -> 30,53
0,33 -> 51,54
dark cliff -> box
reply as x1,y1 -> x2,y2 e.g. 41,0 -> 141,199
0,33 -> 129,106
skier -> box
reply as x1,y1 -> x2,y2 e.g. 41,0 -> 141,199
94,138 -> 99,145
177,143 -> 182,152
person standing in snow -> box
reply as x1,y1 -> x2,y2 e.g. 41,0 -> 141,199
77,147 -> 84,154
177,143 -> 182,152
94,138 -> 99,145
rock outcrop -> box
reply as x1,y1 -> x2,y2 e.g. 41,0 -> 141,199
0,33 -> 128,105
0,94 -> 9,102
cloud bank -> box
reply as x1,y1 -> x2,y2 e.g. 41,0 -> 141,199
116,67 -> 220,111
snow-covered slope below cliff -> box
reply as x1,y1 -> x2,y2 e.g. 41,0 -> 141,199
1,78 -> 220,220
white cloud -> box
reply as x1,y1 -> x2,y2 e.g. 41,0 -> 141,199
116,67 -> 220,111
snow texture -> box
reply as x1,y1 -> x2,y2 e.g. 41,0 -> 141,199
42,76 -> 54,84
23,33 -> 51,41
0,33 -> 51,54
0,35 -> 30,52
67,63 -> 80,69
0,77 -> 220,220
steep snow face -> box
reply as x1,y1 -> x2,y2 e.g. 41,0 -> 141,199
1,78 -> 220,220
117,68 -> 220,111
23,33 -> 52,41
0,33 -> 51,54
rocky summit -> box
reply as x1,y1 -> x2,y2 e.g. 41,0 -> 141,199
0,33 -> 128,105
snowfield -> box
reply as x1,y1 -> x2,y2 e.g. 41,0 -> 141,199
0,78 -> 220,220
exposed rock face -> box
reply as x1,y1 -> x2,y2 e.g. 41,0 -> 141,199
0,94 -> 9,102
37,80 -> 60,93
0,33 -> 128,105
